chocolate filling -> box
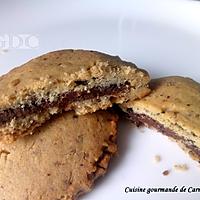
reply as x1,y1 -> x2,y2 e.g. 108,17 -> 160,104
0,83 -> 130,125
125,109 -> 200,159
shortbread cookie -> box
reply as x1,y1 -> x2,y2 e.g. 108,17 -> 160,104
0,110 -> 118,200
121,76 -> 200,162
0,49 -> 150,142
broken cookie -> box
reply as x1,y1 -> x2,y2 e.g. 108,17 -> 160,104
0,49 -> 150,142
0,110 -> 118,200
121,76 -> 200,162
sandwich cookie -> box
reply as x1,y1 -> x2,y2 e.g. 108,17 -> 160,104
121,76 -> 200,162
0,49 -> 150,142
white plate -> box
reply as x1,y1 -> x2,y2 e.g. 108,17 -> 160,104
0,1 -> 200,200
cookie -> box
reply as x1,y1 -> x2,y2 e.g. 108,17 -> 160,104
0,49 -> 150,142
121,76 -> 200,162
0,110 -> 118,200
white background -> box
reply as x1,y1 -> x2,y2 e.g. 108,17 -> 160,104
0,0 -> 200,199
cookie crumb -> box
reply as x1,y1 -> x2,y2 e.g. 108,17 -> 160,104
154,155 -> 161,163
162,170 -> 170,176
174,164 -> 189,171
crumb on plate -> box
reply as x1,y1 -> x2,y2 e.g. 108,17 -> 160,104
174,164 -> 189,172
154,155 -> 161,163
162,170 -> 170,176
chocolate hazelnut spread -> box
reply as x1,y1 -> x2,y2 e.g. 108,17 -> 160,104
126,110 -> 200,158
0,83 -> 130,125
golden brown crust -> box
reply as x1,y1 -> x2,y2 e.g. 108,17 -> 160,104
0,110 -> 118,200
0,49 -> 149,109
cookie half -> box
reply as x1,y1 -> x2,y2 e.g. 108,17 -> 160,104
0,49 -> 149,142
0,110 -> 118,200
121,76 -> 200,162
